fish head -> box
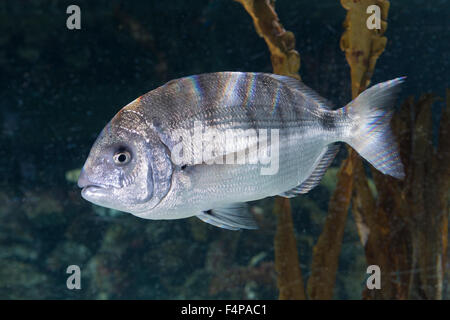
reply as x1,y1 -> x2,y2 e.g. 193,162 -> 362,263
78,107 -> 173,215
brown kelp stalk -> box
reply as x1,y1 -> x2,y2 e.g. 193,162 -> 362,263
307,0 -> 391,300
360,91 -> 450,299
235,0 -> 300,80
235,0 -> 305,299
273,197 -> 306,299
336,0 -> 449,299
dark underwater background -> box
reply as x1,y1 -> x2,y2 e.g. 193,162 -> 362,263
0,0 -> 448,299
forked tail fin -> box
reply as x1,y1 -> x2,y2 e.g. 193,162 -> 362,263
342,77 -> 406,179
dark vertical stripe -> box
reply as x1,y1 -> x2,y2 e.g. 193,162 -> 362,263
243,73 -> 259,131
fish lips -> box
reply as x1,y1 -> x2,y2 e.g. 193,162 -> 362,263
81,185 -> 106,199
78,169 -> 111,203
79,184 -> 120,211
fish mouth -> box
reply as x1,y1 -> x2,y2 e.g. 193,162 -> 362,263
78,168 -> 109,197
80,184 -> 109,200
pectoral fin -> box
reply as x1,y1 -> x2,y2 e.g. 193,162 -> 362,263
196,203 -> 258,230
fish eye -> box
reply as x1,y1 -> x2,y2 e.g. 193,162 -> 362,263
113,149 -> 131,165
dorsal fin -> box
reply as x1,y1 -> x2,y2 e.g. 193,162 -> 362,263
196,203 -> 258,230
267,74 -> 334,109
279,144 -> 340,197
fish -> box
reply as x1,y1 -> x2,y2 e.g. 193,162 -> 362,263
78,72 -> 405,230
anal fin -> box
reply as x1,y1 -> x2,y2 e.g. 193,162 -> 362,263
279,144 -> 340,198
196,203 -> 258,230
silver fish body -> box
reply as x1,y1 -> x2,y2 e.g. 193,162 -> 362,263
78,72 -> 405,230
